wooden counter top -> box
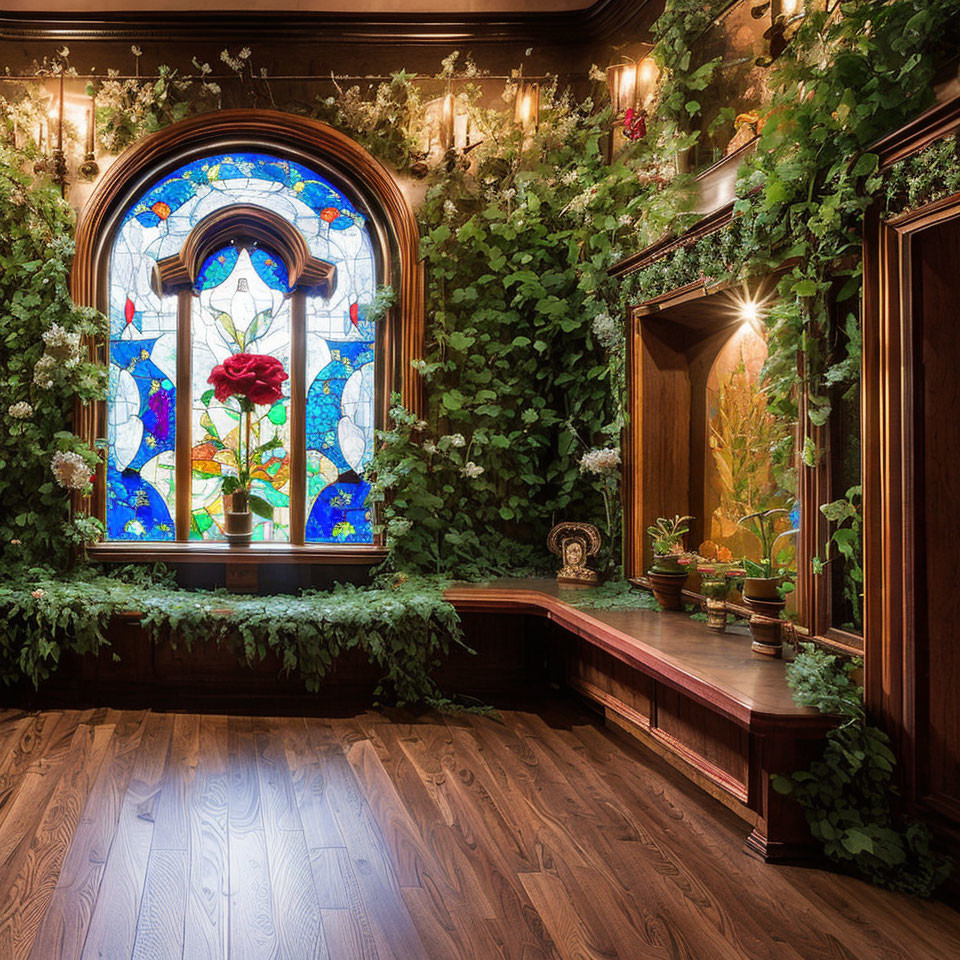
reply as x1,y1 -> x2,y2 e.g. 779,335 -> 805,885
445,578 -> 824,731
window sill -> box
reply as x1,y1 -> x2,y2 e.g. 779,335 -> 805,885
86,542 -> 388,566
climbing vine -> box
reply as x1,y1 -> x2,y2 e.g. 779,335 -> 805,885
775,645 -> 951,896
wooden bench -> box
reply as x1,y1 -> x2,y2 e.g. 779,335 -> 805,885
445,579 -> 835,864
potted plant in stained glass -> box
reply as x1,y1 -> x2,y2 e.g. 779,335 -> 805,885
646,515 -> 693,610
207,352 -> 289,544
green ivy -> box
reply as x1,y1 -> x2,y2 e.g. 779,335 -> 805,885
0,563 -> 469,708
0,142 -> 107,568
773,644 -> 951,897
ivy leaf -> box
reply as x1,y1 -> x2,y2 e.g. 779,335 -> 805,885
247,494 -> 274,519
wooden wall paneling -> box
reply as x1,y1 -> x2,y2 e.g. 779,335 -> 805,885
862,176 -> 960,869
624,311 -> 692,578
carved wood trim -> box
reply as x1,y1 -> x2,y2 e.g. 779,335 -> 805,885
0,0 -> 660,44
151,204 -> 336,298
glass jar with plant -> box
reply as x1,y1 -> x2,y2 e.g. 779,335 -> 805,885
646,515 -> 693,610
693,539 -> 745,633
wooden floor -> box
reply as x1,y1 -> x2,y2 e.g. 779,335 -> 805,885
0,700 -> 958,960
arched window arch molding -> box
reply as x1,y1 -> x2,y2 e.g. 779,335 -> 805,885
72,109 -> 424,562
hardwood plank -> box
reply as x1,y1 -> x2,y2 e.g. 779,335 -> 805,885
301,719 -> 428,960
254,719 -> 326,959
79,711 -> 174,960
183,715 -> 229,960
0,721 -> 115,960
130,848 -> 188,960
227,715 -> 279,960
27,712 -> 148,960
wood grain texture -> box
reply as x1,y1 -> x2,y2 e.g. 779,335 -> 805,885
1,702 -> 959,959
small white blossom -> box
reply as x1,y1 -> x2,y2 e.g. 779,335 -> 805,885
31,589 -> 45,600
440,433 -> 466,448
8,401 -> 33,420
51,450 -> 91,490
561,169 -> 579,186
460,461 -> 484,479
618,214 -> 633,227
579,447 -> 621,475
592,312 -> 623,350
589,63 -> 607,83
443,199 -> 458,218
42,323 -> 81,360
33,354 -> 57,389
501,187 -> 516,202
130,45 -> 142,57
414,420 -> 429,431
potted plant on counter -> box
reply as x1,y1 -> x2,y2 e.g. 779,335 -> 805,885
737,508 -> 797,600
737,508 -> 797,655
693,540 -> 745,633
646,515 -> 693,610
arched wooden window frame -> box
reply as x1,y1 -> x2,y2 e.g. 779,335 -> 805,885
72,109 -> 424,563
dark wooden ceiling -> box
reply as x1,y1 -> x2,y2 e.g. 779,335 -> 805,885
0,0 -> 662,44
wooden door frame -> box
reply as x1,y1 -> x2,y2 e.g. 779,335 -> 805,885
862,191 -> 960,802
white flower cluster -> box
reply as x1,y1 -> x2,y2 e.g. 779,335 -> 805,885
561,168 -> 579,187
51,450 -> 91,490
219,47 -> 251,72
579,447 -> 621,475
443,199 -> 458,218
460,461 -> 484,479
7,401 -> 33,420
592,312 -> 623,350
588,64 -> 608,83
33,354 -> 57,389
439,433 -> 466,449
42,323 -> 81,360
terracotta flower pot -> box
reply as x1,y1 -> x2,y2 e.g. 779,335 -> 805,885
224,493 -> 253,545
647,569 -> 688,610
743,576 -> 782,602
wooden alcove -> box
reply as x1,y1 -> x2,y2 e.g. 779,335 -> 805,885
612,200 -> 864,652
862,94 -> 960,880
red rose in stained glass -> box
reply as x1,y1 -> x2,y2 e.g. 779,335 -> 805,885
349,303 -> 359,326
151,201 -> 171,220
320,208 -> 339,223
124,298 -> 135,324
208,352 -> 288,406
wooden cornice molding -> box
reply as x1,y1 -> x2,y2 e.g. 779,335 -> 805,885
0,0 -> 662,44
872,94 -> 960,170
151,203 -> 337,297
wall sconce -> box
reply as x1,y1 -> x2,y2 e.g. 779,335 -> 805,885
605,51 -> 659,119
421,89 -> 480,170
33,71 -> 68,197
79,89 -> 99,182
514,80 -> 539,134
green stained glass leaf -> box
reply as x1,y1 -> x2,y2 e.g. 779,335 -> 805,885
268,402 -> 286,425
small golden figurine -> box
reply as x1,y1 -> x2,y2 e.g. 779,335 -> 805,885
547,522 -> 601,585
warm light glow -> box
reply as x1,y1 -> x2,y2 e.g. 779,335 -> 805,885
733,290 -> 771,339
514,81 -> 539,132
637,57 -> 660,110
781,0 -> 800,16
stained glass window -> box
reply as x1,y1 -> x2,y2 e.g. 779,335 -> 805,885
106,152 -> 379,545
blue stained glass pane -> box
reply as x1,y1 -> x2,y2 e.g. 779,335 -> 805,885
195,245 -> 291,294
305,480 -> 372,544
